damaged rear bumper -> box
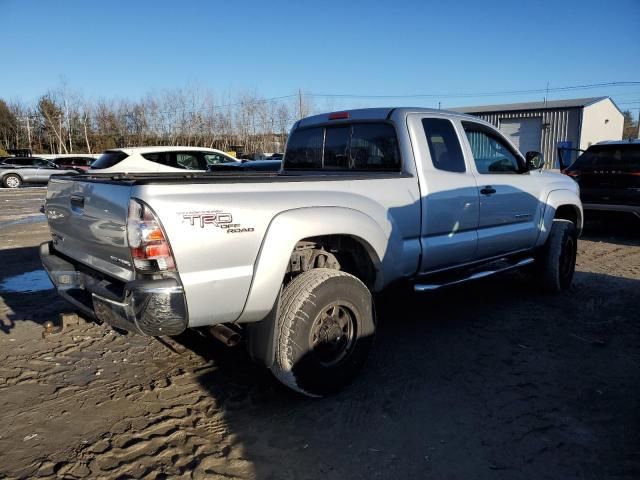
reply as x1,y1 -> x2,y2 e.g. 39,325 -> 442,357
40,242 -> 187,336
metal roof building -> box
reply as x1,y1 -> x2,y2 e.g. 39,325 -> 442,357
454,97 -> 624,168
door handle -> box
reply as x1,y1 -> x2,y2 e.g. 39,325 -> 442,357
70,194 -> 85,209
480,186 -> 496,195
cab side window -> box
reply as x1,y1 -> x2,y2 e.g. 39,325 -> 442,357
422,118 -> 466,173
463,123 -> 522,174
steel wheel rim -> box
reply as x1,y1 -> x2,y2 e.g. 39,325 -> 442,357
6,176 -> 19,188
309,302 -> 357,367
560,236 -> 575,280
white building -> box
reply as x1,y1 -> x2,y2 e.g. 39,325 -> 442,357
455,97 -> 624,168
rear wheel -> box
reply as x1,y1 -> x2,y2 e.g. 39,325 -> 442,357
535,219 -> 577,292
271,269 -> 375,397
2,174 -> 22,189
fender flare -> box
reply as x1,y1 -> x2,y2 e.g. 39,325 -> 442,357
236,206 -> 402,324
536,189 -> 583,247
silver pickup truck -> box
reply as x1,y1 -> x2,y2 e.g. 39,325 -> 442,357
41,108 -> 582,396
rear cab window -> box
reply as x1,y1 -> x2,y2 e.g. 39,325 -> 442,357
421,118 -> 466,173
284,122 -> 400,171
92,151 -> 129,169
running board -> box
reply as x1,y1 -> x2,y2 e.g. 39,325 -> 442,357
414,257 -> 534,292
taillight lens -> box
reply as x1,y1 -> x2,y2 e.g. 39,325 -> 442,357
127,199 -> 176,272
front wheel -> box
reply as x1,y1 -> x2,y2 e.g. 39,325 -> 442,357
271,269 -> 375,397
535,219 -> 577,293
2,174 -> 22,189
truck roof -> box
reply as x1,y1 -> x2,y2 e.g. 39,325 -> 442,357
296,107 -> 487,128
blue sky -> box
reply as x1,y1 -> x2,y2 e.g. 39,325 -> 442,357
1,0 -> 639,112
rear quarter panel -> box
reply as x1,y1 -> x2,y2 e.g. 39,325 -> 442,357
134,176 -> 421,327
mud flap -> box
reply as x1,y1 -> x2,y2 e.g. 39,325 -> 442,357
244,297 -> 280,368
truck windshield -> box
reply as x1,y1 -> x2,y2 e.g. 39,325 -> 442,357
284,123 -> 400,171
568,144 -> 640,171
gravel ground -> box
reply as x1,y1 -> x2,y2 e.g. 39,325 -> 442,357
0,188 -> 638,479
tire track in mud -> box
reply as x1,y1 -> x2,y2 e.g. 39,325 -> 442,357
0,313 -> 262,479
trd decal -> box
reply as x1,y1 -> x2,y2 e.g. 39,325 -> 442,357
180,211 -> 254,234
182,212 -> 233,228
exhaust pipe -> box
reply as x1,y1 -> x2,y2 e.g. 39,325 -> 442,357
210,324 -> 242,347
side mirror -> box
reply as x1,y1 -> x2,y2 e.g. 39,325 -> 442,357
525,151 -> 544,170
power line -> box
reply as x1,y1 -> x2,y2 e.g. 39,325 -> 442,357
11,82 -> 640,120
308,81 -> 640,100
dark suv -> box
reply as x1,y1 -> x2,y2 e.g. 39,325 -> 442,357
561,140 -> 640,219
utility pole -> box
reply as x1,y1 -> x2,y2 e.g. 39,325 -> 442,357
298,89 -> 303,119
83,113 -> 92,154
544,81 -> 549,108
58,115 -> 63,154
25,116 -> 32,152
65,99 -> 73,153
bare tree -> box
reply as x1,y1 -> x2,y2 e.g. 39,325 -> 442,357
0,82 -> 316,155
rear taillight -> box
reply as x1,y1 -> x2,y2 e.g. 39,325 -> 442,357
563,170 -> 581,178
127,199 -> 175,272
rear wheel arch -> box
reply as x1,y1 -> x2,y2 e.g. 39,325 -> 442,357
287,234 -> 379,289
238,207 -> 390,324
242,208 -> 387,370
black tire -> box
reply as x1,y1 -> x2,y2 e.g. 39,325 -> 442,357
2,174 -> 22,189
271,268 -> 375,397
535,219 -> 577,293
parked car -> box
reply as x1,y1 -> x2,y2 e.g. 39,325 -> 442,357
561,139 -> 640,219
90,147 -> 239,173
0,157 -> 78,188
207,159 -> 282,173
41,108 -> 582,396
53,156 -> 95,172
239,152 -> 284,161
1,156 -> 44,167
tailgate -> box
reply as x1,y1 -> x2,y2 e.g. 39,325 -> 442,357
45,177 -> 135,282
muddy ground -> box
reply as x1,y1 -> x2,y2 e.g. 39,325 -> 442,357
0,187 -> 638,479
